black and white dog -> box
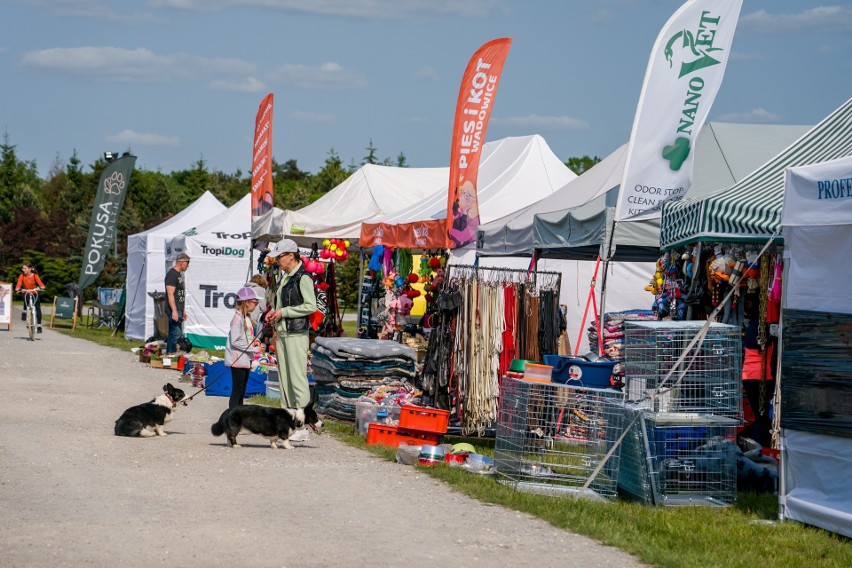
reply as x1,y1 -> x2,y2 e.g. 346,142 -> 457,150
211,402 -> 323,449
114,383 -> 186,438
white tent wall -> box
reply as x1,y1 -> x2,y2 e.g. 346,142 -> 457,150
779,156 -> 852,537
166,194 -> 253,351
449,249 -> 653,354
125,191 -> 226,341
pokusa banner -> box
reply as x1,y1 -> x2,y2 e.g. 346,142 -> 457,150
445,37 -> 512,248
251,92 -> 274,219
78,154 -> 136,291
614,0 -> 741,223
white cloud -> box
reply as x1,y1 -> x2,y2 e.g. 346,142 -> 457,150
20,46 -> 255,83
18,0 -> 161,22
414,66 -> 440,81
491,114 -> 590,131
150,0 -> 499,20
741,6 -> 852,33
269,62 -> 368,90
106,129 -> 180,147
715,108 -> 781,123
289,111 -> 337,125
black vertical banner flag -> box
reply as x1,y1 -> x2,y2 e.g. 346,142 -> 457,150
78,154 -> 136,290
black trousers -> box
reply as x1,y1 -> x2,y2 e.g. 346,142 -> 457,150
229,367 -> 249,409
20,294 -> 42,325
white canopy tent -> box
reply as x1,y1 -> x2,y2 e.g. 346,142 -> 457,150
369,135 -> 577,249
531,122 -> 810,261
125,191 -> 226,341
165,194 -> 253,350
251,164 -> 449,244
469,124 -> 808,353
779,155 -> 852,538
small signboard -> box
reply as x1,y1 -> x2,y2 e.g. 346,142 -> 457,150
51,295 -> 78,330
0,283 -> 11,330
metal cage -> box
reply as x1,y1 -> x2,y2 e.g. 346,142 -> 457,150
623,321 -> 742,420
494,377 -> 626,500
617,406 -> 739,506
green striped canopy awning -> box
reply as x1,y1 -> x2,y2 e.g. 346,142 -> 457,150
661,98 -> 852,249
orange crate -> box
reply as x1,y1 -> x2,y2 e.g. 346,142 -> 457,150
366,423 -> 439,447
398,405 -> 450,434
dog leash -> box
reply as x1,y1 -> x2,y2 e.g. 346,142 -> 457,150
181,320 -> 271,405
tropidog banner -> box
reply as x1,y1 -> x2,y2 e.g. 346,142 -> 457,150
251,92 -> 274,218
615,0 -> 742,223
78,154 -> 136,291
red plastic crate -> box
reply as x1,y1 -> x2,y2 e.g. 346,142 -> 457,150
366,423 -> 439,448
398,405 -> 450,434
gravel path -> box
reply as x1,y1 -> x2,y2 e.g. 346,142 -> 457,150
0,312 -> 642,568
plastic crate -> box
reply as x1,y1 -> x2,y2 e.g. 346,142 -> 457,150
398,405 -> 450,434
544,355 -> 616,389
265,380 -> 280,400
366,423 -> 439,447
355,402 -> 401,435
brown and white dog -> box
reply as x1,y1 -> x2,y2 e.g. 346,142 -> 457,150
114,383 -> 186,437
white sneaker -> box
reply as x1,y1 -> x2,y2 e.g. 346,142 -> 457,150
289,429 -> 310,442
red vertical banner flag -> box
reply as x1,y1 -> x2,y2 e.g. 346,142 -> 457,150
445,38 -> 511,248
251,93 -> 274,218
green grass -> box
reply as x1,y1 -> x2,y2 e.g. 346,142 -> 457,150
53,319 -> 851,567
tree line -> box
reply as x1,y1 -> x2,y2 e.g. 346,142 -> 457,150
0,131 -> 598,307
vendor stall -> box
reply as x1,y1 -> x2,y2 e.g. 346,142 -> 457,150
778,155 -> 852,537
422,264 -> 562,435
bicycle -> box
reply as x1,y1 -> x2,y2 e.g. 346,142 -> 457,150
19,288 -> 42,341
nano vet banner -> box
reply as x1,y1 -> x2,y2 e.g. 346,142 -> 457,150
615,0 -> 742,223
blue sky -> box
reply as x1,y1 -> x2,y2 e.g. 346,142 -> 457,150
2,0 -> 851,179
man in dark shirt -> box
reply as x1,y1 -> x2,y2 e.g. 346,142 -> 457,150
165,252 -> 190,354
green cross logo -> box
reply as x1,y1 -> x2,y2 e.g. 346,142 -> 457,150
662,137 -> 691,171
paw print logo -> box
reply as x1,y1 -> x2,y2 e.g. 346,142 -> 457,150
104,172 -> 125,196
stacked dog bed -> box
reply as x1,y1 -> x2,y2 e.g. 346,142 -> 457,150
310,337 -> 417,421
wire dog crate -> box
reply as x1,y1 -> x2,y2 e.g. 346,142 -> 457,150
623,321 -> 742,420
494,377 -> 625,500
617,406 -> 738,506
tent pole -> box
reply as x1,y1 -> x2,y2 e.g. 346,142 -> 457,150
598,257 -> 609,354
574,256 -> 601,357
356,248 -> 365,334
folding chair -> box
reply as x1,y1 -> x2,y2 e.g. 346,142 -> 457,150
51,295 -> 79,330
88,287 -> 122,329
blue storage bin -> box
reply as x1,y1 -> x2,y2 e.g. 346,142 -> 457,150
203,361 -> 268,397
543,355 -> 616,388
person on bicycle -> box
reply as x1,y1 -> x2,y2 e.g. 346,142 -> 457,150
15,262 -> 45,333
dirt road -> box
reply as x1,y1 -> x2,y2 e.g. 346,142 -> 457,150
0,314 -> 642,567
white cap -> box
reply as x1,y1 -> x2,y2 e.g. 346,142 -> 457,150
267,239 -> 299,258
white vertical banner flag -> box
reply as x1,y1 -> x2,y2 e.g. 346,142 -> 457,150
615,0 -> 742,222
